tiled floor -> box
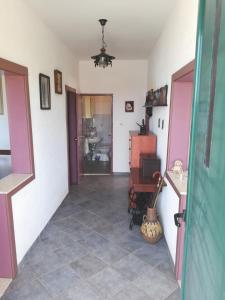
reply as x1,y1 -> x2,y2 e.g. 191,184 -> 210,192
83,160 -> 111,174
3,175 -> 180,300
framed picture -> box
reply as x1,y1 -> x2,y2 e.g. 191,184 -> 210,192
39,73 -> 51,110
125,101 -> 134,112
0,75 -> 3,114
54,69 -> 62,94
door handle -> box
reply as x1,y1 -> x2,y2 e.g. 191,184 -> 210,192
174,209 -> 186,227
74,138 -> 78,142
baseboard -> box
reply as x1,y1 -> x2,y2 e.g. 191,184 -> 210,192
113,172 -> 130,176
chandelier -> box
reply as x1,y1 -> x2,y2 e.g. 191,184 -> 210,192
91,19 -> 115,68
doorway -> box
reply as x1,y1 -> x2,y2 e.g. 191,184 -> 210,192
66,86 -> 81,185
0,58 -> 35,280
81,94 -> 113,175
166,61 -> 195,281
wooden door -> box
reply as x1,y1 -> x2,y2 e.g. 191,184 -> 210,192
67,91 -> 78,184
76,93 -> 84,178
182,0 -> 225,298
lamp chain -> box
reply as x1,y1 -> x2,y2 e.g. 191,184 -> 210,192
102,24 -> 107,49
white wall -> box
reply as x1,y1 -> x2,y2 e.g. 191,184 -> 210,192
0,0 -> 79,262
147,0 -> 198,261
79,60 -> 147,172
159,178 -> 179,264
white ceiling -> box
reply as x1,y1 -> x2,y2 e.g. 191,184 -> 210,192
24,0 -> 178,59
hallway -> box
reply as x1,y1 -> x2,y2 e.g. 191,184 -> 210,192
3,176 -> 180,300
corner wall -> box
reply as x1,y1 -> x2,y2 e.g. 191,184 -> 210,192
147,0 -> 198,261
79,60 -> 147,172
0,0 -> 79,262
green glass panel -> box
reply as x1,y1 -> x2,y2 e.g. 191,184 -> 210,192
182,0 -> 225,299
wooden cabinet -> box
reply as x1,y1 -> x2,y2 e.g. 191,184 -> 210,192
129,131 -> 157,168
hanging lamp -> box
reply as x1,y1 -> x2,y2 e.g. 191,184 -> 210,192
91,19 -> 115,68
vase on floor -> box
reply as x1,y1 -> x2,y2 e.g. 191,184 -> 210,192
140,207 -> 163,244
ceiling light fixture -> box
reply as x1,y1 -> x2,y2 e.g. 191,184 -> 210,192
91,19 -> 115,68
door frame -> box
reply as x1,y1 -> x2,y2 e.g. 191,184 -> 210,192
166,60 -> 195,281
167,60 -> 195,170
0,58 -> 35,278
80,93 -> 113,174
65,85 -> 78,188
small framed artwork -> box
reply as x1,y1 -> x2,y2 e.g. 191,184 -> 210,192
0,75 -> 3,114
39,73 -> 51,110
54,69 -> 62,94
125,101 -> 134,112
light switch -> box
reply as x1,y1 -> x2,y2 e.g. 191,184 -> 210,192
158,118 -> 161,128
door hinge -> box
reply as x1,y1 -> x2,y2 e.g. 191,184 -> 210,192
174,209 -> 186,227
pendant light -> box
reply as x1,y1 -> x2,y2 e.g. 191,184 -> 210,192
91,19 -> 115,68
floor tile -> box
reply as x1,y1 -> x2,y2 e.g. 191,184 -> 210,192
88,267 -> 130,298
115,232 -> 146,252
70,254 -> 107,279
54,280 -> 102,300
38,265 -> 81,297
155,259 -> 176,280
78,231 -> 109,252
165,288 -> 181,300
54,242 -> 89,264
133,268 -> 178,300
133,241 -> 170,267
93,241 -> 129,265
39,223 -> 82,251
52,202 -> 83,220
27,248 -> 67,276
77,200 -> 105,212
3,277 -> 51,300
112,283 -> 153,300
54,217 -> 91,240
112,253 -> 152,281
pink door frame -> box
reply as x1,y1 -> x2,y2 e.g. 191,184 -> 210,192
0,58 -> 35,278
166,60 -> 195,280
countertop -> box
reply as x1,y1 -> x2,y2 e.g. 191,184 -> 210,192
0,173 -> 33,194
166,171 -> 188,196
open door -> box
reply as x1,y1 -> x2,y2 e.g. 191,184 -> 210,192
182,0 -> 225,298
66,89 -> 83,185
76,93 -> 84,177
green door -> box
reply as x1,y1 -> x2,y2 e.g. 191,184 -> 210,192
182,0 -> 225,299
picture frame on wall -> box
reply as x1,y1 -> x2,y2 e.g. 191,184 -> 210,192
0,75 -> 4,114
39,73 -> 51,110
125,101 -> 134,112
54,69 -> 62,94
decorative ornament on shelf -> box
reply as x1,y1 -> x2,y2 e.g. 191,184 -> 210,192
171,160 -> 183,175
136,119 -> 146,135
91,19 -> 115,68
144,85 -> 168,107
